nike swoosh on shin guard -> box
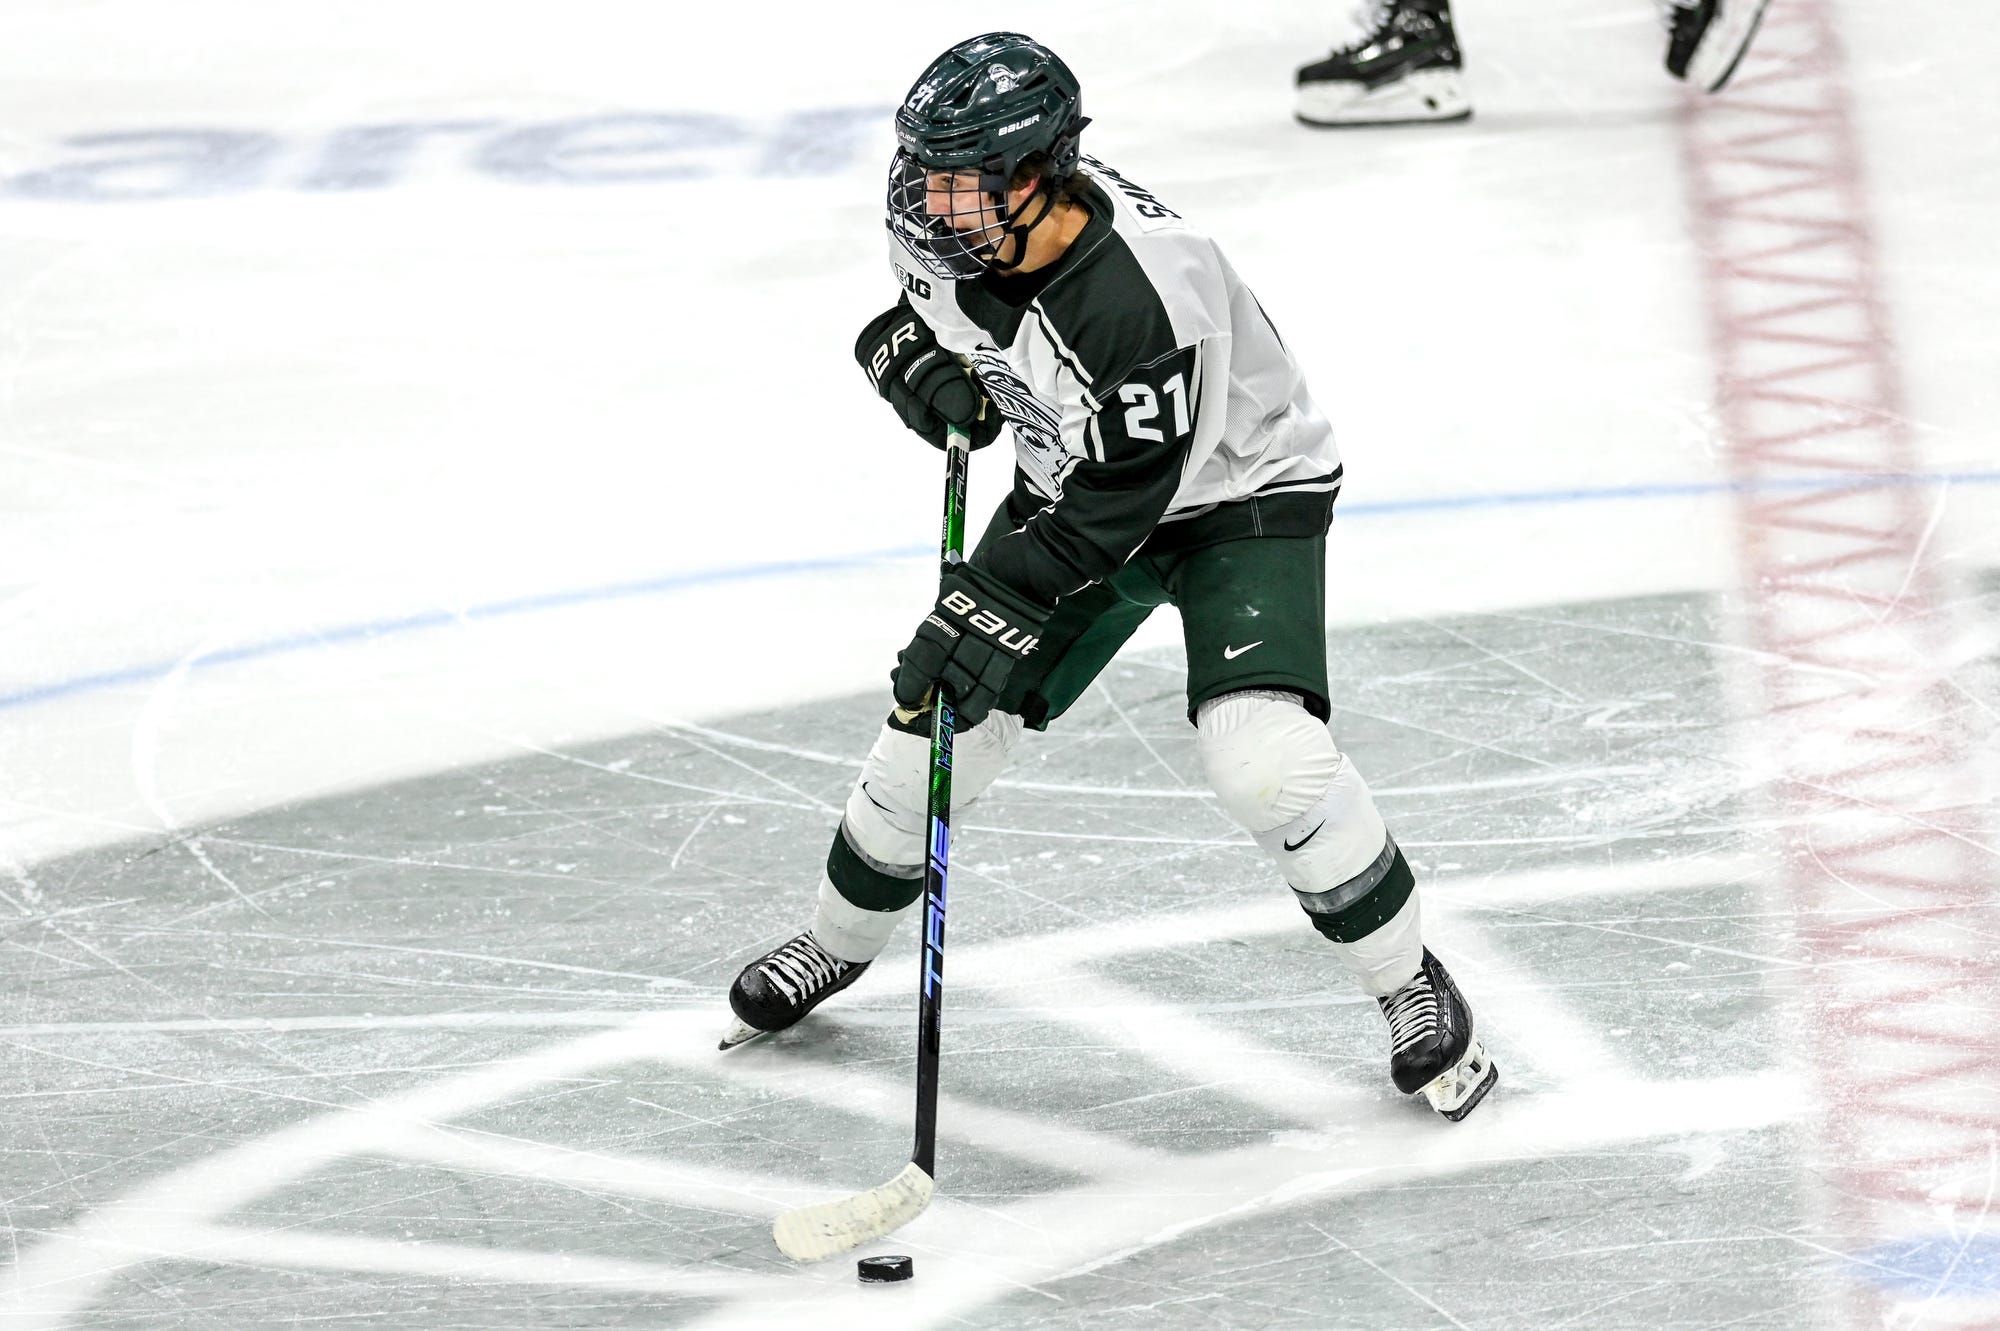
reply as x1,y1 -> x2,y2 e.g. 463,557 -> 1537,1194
1282,821 -> 1326,853
1250,781 -> 1393,907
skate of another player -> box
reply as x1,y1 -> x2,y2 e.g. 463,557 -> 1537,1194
1297,0 -> 1773,126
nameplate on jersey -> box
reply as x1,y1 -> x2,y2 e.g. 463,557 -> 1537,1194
1084,157 -> 1182,233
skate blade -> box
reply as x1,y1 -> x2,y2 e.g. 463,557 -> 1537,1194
1419,1039 -> 1498,1122
1297,68 -> 1471,127
718,1017 -> 769,1051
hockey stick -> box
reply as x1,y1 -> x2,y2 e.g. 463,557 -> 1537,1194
772,424 -> 971,1262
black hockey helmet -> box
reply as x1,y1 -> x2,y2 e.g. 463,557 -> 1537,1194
887,33 -> 1091,279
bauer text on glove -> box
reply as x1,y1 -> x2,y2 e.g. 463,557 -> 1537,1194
892,568 -> 1049,726
855,303 -> 1003,451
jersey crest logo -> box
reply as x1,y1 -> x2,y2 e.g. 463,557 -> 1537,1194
970,351 -> 1068,496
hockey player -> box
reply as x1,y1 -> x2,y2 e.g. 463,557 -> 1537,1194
1296,0 -> 1772,127
720,32 -> 1497,1121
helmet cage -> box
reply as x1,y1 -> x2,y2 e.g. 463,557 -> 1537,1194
884,115 -> 1087,281
888,149 -> 1031,280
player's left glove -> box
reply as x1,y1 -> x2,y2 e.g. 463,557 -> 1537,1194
855,304 -> 1004,452
893,566 -> 1050,727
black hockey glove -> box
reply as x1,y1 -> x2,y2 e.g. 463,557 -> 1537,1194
854,303 -> 1003,452
893,566 -> 1050,728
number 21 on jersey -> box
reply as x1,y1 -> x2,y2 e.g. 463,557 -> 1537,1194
1116,373 -> 1190,446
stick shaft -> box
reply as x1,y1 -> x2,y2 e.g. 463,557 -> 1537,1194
768,429 -> 972,1261
913,427 -> 970,1178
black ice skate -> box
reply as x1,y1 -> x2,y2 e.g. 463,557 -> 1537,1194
1663,0 -> 1772,93
1379,948 -> 1497,1121
1296,0 -> 1471,128
718,932 -> 870,1050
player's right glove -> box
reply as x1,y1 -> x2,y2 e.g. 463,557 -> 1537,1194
893,566 -> 1049,728
854,303 -> 1003,452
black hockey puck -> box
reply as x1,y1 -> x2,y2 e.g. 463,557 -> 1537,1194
857,1254 -> 914,1283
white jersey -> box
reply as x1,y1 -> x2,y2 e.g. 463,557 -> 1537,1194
889,157 -> 1342,607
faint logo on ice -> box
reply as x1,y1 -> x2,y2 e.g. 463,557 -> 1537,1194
3,108 -> 889,202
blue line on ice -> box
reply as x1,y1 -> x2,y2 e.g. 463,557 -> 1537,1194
1852,1234 -> 2000,1294
5,468 -> 1997,714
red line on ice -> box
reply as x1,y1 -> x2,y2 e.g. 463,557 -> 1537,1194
1680,1 -> 2000,1324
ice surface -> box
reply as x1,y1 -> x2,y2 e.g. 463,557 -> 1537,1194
4,1 -> 1998,1328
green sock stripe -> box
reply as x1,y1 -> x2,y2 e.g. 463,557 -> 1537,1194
1301,843 -> 1416,944
826,822 -> 924,913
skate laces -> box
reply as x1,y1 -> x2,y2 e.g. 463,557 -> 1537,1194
1333,0 -> 1397,52
757,935 -> 845,1002
1350,0 -> 1394,30
1382,969 -> 1440,1055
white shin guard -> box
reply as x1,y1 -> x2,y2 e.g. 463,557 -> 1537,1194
1195,689 -> 1421,995
1321,887 -> 1423,998
812,872 -> 912,964
809,710 -> 1021,964
839,710 -> 1020,868
1196,690 -> 1384,884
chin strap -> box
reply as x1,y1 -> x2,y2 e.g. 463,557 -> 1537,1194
982,183 -> 1059,273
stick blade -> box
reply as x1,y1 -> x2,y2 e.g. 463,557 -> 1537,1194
772,1161 -> 934,1262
